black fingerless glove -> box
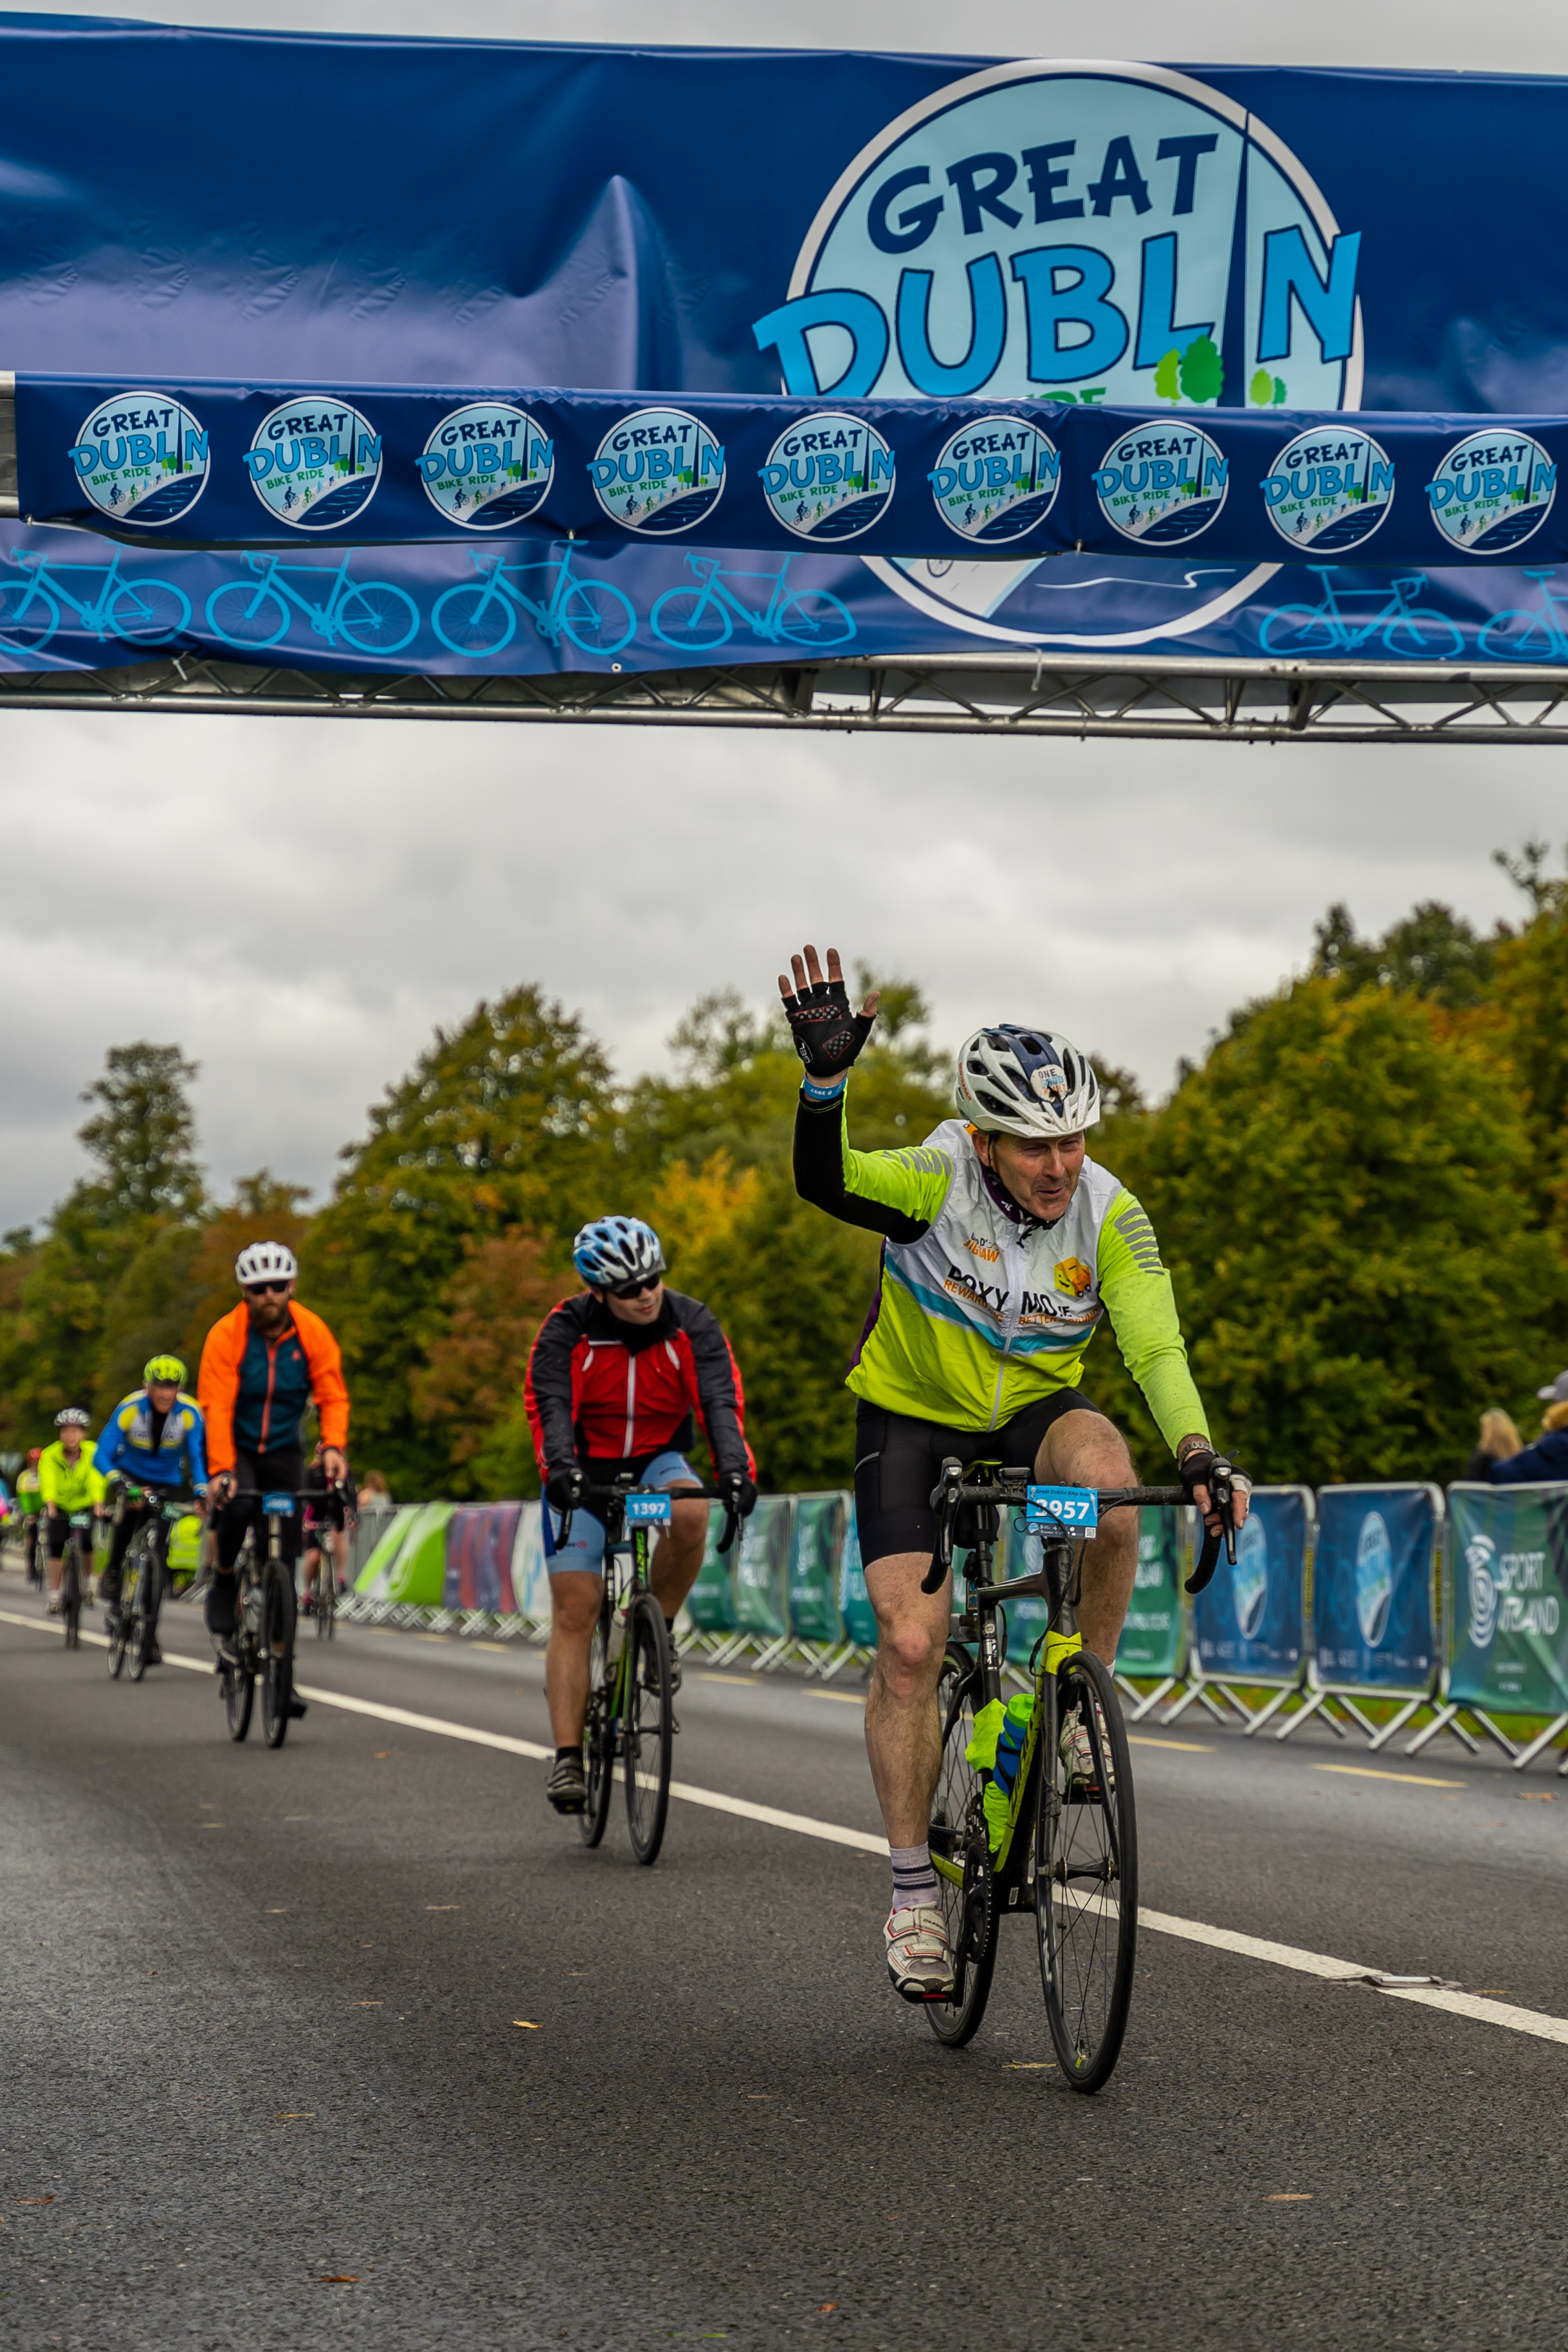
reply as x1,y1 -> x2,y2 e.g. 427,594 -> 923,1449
544,1466 -> 584,1511
1178,1447 -> 1245,1507
781,971 -> 877,1081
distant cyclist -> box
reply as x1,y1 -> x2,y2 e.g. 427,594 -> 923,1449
524,1215 -> 756,1815
93,1354 -> 209,1665
197,1241 -> 349,1665
15,1448 -> 42,1586
779,943 -> 1250,2004
38,1408 -> 106,1614
301,1439 -> 356,1615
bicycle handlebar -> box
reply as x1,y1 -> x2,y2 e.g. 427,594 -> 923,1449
918,1463 -> 1241,1597
558,1477 -> 748,1558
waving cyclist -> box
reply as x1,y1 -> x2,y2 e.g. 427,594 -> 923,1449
197,1241 -> 349,1664
93,1354 -> 208,1664
525,1215 -> 756,1816
780,944 -> 1249,2004
38,1408 -> 106,1613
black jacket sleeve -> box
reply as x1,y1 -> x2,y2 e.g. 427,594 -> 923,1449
524,1299 -> 585,1476
678,1297 -> 754,1481
792,1089 -> 929,1244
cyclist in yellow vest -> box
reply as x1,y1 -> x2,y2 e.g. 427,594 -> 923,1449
37,1408 -> 107,1613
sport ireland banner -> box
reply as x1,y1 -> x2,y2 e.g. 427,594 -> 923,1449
1447,1482 -> 1568,1718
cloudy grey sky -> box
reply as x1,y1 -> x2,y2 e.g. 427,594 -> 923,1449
4,0 -> 1565,1232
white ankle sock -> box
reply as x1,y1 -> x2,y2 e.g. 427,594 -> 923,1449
889,1842 -> 940,1915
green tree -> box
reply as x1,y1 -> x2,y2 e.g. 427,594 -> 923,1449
1311,899 -> 1498,1008
1249,367 -> 1273,406
307,987 -> 614,1494
1491,845 -> 1568,1218
410,1228 -> 574,1499
1086,978 -> 1563,1486
1178,334 -> 1223,405
1154,349 -> 1181,401
77,1043 -> 205,1223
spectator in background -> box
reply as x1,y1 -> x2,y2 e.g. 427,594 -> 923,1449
1466,1408 -> 1524,1481
1488,1372 -> 1568,1484
358,1471 -> 392,1504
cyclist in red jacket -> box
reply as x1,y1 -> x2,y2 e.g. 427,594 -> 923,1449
525,1215 -> 755,1814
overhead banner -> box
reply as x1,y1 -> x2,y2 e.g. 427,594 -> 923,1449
1313,1484 -> 1439,1692
1193,1486 -> 1311,1684
18,376 -> 1568,572
1447,1483 -> 1568,1718
6,25 -> 1568,666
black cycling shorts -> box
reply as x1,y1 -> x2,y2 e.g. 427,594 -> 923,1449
853,1392 -> 1099,1571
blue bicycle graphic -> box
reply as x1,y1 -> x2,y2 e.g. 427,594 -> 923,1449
1257,568 -> 1463,661
1477,571 -> 1568,662
430,546 -> 636,660
205,552 -> 420,656
0,549 -> 190,653
650,552 -> 854,652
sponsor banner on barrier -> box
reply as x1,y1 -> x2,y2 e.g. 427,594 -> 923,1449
686,1502 -> 742,1637
442,1502 -> 523,1614
838,1506 -> 878,1649
1193,1486 -> 1309,1681
6,25 -> 1568,664
21,377 -> 1568,574
1116,1507 -> 1189,1679
733,1496 -> 794,1644
1447,1483 -> 1568,1715
1313,1485 -> 1438,1689
789,1494 -> 848,1645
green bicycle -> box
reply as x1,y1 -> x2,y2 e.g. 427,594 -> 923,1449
561,1475 -> 743,1866
923,1461 -> 1234,2093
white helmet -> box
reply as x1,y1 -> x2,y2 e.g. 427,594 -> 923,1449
954,1025 -> 1100,1139
235,1241 -> 298,1287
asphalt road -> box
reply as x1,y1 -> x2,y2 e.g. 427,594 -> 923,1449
5,1560 -> 1568,2352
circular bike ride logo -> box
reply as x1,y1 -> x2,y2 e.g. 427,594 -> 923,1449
1263,427 -> 1394,553
244,397 -> 383,531
588,408 -> 725,535
929,416 -> 1059,543
1466,1536 -> 1498,1650
67,392 -> 210,527
769,59 -> 1363,647
760,413 -> 895,540
418,403 -> 554,530
1354,1511 -> 1392,1648
1426,429 -> 1558,554
1094,422 -> 1228,544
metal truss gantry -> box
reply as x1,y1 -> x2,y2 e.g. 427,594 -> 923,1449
4,650 -> 1568,741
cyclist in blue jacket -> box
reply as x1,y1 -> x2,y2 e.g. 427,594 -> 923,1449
94,1353 -> 209,1662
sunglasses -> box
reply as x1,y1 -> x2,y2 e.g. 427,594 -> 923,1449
244,1281 -> 293,1298
608,1275 -> 661,1300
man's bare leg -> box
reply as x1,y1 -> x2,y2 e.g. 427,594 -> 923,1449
862,1555 -> 952,1848
645,1491 -> 708,1623
1036,1408 -> 1138,1663
545,1571 -> 604,1749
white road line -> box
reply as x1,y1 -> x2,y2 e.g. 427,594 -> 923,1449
5,1603 -> 1567,2049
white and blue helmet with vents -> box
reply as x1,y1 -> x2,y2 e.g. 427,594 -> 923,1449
954,1025 -> 1101,1140
572,1215 -> 666,1291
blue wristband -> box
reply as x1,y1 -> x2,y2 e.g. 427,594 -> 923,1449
799,1073 -> 848,1104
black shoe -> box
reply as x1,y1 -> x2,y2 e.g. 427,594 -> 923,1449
547,1755 -> 587,1813
146,1637 -> 163,1667
287,1697 -> 308,1720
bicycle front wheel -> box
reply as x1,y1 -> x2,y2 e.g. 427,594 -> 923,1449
777,590 -> 855,650
431,582 -> 515,658
206,579 -> 291,650
62,1541 -> 82,1651
337,581 -> 420,655
1035,1648 -> 1137,2094
1258,603 -> 1338,659
926,1641 -> 999,2048
224,1657 -> 254,1742
128,1536 -> 155,1682
579,1611 -> 615,1848
107,577 -> 190,644
1383,606 -> 1464,661
650,587 -> 731,651
259,1565 -> 296,1749
560,579 -> 636,657
1477,608 -> 1555,662
623,1594 -> 673,1866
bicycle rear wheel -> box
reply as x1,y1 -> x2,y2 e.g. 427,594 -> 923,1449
623,1594 -> 673,1866
224,1654 -> 254,1741
107,1546 -> 131,1678
578,1610 -> 614,1848
260,1565 -> 296,1749
926,1642 -> 999,2047
1035,1648 -> 1137,2093
62,1541 -> 82,1651
129,1535 -> 155,1682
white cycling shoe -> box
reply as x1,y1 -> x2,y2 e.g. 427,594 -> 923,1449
884,1904 -> 956,2003
1060,1708 -> 1113,1799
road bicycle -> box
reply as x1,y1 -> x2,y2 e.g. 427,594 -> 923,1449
1477,571 -> 1568,661
922,1463 -> 1235,2093
0,549 -> 190,653
53,1511 -> 95,1650
649,551 -> 855,653
1257,569 -> 1464,661
559,1475 -> 745,1865
429,545 -> 637,660
107,1484 -> 194,1682
205,552 -> 419,656
301,1480 -> 352,1641
221,1491 -> 307,1749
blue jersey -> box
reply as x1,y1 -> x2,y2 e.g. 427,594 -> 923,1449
95,1389 -> 208,1490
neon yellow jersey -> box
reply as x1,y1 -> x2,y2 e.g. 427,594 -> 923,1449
37,1441 -> 106,1513
794,1089 -> 1208,1453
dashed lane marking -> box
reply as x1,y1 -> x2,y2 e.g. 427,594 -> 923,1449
1312,1764 -> 1465,1791
3,1605 -> 1566,2050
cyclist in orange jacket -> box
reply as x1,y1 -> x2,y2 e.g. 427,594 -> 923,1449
196,1241 -> 349,1659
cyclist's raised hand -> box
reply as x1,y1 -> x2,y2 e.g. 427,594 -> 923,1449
778,944 -> 879,1081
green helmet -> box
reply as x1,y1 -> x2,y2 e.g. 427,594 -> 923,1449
144,1354 -> 186,1388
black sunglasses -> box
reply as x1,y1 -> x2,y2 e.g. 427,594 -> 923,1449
244,1281 -> 293,1297
608,1274 -> 661,1300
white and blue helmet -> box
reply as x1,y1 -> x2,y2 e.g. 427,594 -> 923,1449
954,1025 -> 1100,1140
572,1215 -> 666,1292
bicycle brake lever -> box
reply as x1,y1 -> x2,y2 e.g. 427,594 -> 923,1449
718,1504 -> 739,1558
920,1455 -> 965,1596
1185,1467 -> 1237,1594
